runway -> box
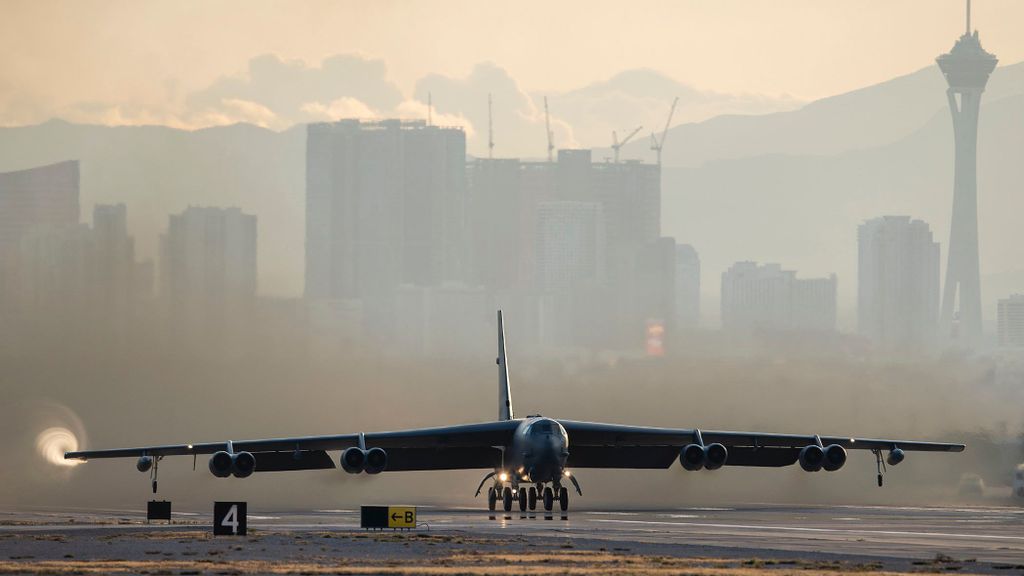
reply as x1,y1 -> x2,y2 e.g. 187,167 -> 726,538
2,503 -> 1023,574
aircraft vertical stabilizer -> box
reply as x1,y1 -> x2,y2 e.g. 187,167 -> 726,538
497,310 -> 514,421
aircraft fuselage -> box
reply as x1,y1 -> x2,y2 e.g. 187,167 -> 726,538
505,417 -> 569,484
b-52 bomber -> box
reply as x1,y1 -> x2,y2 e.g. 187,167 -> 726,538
66,311 -> 964,513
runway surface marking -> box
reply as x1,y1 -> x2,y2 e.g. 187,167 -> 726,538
591,518 -> 1024,541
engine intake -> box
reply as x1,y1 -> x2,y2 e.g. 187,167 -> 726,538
209,451 -> 233,478
679,444 -> 705,471
232,451 -> 256,478
341,447 -> 366,474
799,445 -> 825,472
136,455 -> 153,473
364,447 -> 388,474
822,444 -> 847,472
703,443 -> 728,470
886,448 -> 905,466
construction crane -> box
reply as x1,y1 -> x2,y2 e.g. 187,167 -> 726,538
612,126 -> 643,163
544,96 -> 554,162
488,93 -> 494,159
649,96 -> 678,165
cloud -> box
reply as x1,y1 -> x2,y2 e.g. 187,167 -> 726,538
0,52 -> 801,149
185,53 -> 404,129
300,97 -> 379,122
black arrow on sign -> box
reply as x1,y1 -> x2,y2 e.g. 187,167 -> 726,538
391,513 -> 401,521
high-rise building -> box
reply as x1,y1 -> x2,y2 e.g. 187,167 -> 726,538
305,119 -> 467,301
997,295 -> 1024,347
535,201 -> 606,293
936,4 -> 997,346
674,244 -> 700,329
467,150 -> 660,295
858,216 -> 941,351
16,224 -> 94,319
93,204 -> 136,306
160,206 -> 257,323
466,158 -> 530,290
721,262 -> 836,333
394,283 -> 490,357
0,161 -> 80,310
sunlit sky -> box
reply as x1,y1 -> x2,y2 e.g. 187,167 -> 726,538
2,0 -> 1022,132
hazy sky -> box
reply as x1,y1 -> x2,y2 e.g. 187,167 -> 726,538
3,0 -> 1023,134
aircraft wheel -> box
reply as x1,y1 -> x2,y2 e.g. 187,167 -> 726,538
543,487 -> 554,511
487,487 -> 496,511
528,487 -> 537,510
518,487 -> 528,512
559,486 -> 569,511
502,486 -> 513,512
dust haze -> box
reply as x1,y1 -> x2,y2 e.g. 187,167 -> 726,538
0,310 -> 1020,509
2,1 -> 1024,512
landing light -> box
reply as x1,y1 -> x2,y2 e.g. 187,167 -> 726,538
187,444 -> 194,450
563,470 -> 571,477
498,472 -> 508,482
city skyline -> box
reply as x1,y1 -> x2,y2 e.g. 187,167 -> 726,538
0,2 -> 1021,342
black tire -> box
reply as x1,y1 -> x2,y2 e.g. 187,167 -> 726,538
487,487 -> 496,511
543,487 -> 554,511
528,487 -> 537,510
559,486 -> 569,511
503,486 -> 513,512
518,488 -> 528,512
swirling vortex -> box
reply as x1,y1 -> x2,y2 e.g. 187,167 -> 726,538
36,427 -> 82,467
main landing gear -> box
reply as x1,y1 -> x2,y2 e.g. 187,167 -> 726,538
482,481 -> 571,512
478,472 -> 580,513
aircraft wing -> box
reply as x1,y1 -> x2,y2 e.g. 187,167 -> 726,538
64,421 -> 518,471
560,420 -> 964,469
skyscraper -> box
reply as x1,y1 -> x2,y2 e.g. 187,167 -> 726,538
535,201 -> 606,293
997,295 -> 1024,347
936,1 -> 997,346
0,161 -> 79,310
858,216 -> 940,351
721,262 -> 836,333
305,119 -> 467,301
674,244 -> 700,329
160,206 -> 257,324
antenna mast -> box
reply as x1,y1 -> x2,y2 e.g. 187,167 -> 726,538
966,0 -> 971,35
488,93 -> 494,159
427,92 -> 433,126
544,96 -> 554,162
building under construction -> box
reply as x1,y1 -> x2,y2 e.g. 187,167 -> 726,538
467,149 -> 664,351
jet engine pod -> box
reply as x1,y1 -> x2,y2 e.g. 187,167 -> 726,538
822,444 -> 847,472
679,444 -> 705,471
232,451 -> 256,478
209,451 -> 233,478
136,455 -> 153,473
799,445 -> 825,472
703,443 -> 728,470
364,447 -> 388,474
340,447 -> 366,474
886,448 -> 905,466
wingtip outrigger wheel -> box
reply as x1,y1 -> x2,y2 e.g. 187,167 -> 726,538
474,471 -> 497,497
872,449 -> 886,487
148,455 -> 165,494
568,473 -> 583,496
